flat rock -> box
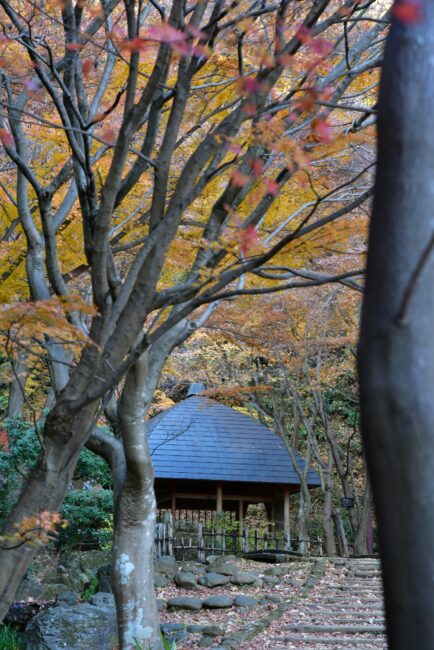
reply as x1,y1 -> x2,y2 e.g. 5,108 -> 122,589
264,566 -> 282,576
203,595 -> 234,609
202,624 -> 225,637
234,595 -> 258,608
198,638 -> 214,647
187,623 -> 203,633
261,593 -> 282,604
174,571 -> 198,589
230,571 -> 256,585
198,573 -> 231,588
167,597 -> 203,611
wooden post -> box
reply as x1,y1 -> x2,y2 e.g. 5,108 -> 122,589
171,490 -> 176,522
216,483 -> 223,515
283,487 -> 290,537
238,500 -> 244,527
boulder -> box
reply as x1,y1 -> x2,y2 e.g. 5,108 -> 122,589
198,573 -> 231,588
24,602 -> 117,649
206,561 -> 239,577
155,556 -> 177,577
57,550 -> 110,592
154,573 -> 170,588
54,592 -> 79,607
230,571 -> 256,585
15,574 -> 44,601
203,595 -> 234,609
180,562 -> 206,576
167,597 -> 203,611
234,595 -> 258,608
174,571 -> 198,589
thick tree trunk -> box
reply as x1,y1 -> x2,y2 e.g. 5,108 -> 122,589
359,6 -> 434,648
0,403 -> 97,622
113,357 -> 162,650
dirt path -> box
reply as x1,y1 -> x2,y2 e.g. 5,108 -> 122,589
241,558 -> 387,649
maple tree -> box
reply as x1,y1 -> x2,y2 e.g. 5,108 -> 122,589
0,0 -> 388,647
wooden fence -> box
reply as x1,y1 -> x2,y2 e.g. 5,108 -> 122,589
155,516 -> 323,560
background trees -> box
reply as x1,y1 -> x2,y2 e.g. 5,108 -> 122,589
0,0 -> 386,647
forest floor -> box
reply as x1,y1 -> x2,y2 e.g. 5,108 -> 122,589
159,557 -> 386,649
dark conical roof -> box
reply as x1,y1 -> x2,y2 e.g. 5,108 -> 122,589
147,395 -> 320,486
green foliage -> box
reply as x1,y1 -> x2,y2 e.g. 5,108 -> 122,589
0,624 -> 24,650
59,489 -> 113,550
82,575 -> 99,601
0,419 -> 114,549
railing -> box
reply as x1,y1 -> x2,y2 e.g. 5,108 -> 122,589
155,516 -> 323,560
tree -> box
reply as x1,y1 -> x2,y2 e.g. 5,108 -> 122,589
0,1 -> 385,647
358,2 -> 434,648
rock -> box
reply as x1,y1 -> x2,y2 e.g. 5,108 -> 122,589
154,573 -> 170,588
166,630 -> 190,643
262,575 -> 280,586
187,623 -> 203,633
198,638 -> 214,647
180,562 -> 206,576
234,595 -> 258,608
156,598 -> 165,611
24,602 -> 118,649
261,593 -> 282,603
40,584 -> 72,600
54,592 -> 79,607
174,571 -> 198,589
96,564 -> 113,593
264,566 -> 282,576
202,624 -> 225,637
161,622 -> 185,635
198,573 -> 231,588
6,602 -> 51,627
15,574 -> 44,601
155,556 -> 177,577
167,597 -> 203,611
230,571 -> 256,585
203,595 -> 234,609
89,592 -> 115,608
206,561 -> 239,576
252,579 -> 263,589
56,551 -> 110,593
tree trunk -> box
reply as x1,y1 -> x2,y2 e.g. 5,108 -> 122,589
7,351 -> 28,419
0,403 -> 97,622
353,477 -> 373,556
359,6 -> 434,648
113,356 -> 162,650
322,451 -> 337,556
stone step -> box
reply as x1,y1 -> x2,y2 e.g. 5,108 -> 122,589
274,635 -> 386,645
283,625 -> 385,634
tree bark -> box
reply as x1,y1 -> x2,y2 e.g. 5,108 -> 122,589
0,402 -> 97,622
7,351 -> 28,419
353,477 -> 372,557
359,6 -> 434,648
114,356 -> 162,650
322,451 -> 337,556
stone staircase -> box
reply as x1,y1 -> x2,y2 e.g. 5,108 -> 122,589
273,558 -> 387,649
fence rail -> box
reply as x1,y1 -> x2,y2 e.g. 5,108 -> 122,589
155,516 -> 323,560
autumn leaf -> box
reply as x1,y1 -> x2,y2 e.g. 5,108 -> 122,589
392,0 -> 422,23
230,169 -> 252,188
239,224 -> 260,257
0,128 -> 14,148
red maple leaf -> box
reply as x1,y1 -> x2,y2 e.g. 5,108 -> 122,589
392,0 -> 422,23
239,224 -> 260,257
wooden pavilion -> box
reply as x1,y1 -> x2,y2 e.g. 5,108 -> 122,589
148,384 -> 321,536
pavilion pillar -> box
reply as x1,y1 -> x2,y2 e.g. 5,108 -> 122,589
171,492 -> 176,522
283,487 -> 290,536
216,483 -> 223,515
238,500 -> 244,527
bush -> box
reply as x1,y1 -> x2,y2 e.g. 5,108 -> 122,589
0,419 -> 114,550
0,624 -> 24,650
